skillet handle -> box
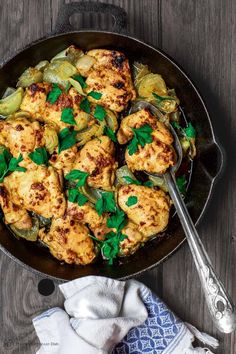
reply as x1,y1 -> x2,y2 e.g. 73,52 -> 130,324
54,1 -> 127,34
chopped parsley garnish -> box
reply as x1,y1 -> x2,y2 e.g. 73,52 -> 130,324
61,107 -> 76,125
90,207 -> 128,264
58,128 -> 77,153
94,105 -> 106,121
47,83 -> 62,104
88,91 -> 102,100
106,208 -> 127,232
103,126 -> 117,142
176,175 -> 187,194
143,180 -> 154,187
65,169 -> 89,187
171,121 -> 196,139
184,122 -> 196,139
68,188 -> 88,206
0,149 -> 26,182
128,124 -> 153,155
80,98 -> 91,114
73,74 -> 87,89
28,147 -> 48,166
123,176 -> 141,185
126,196 -> 138,207
101,231 -> 127,265
95,192 -> 116,216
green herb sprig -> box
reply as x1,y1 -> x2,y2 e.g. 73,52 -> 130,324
0,148 -> 26,182
58,128 -> 77,153
61,107 -> 76,125
47,83 -> 62,104
65,169 -> 89,187
128,124 -> 153,155
68,188 -> 88,206
28,147 -> 49,166
95,192 -> 116,216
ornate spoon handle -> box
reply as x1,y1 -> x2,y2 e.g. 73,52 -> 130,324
164,171 -> 236,333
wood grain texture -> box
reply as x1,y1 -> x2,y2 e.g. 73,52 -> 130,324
0,1 -> 235,353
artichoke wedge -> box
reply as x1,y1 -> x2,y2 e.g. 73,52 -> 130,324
0,87 -> 23,116
10,216 -> 39,241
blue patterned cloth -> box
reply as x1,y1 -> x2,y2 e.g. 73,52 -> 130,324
113,289 -> 187,354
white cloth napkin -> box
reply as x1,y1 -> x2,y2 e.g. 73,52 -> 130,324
33,276 -> 219,354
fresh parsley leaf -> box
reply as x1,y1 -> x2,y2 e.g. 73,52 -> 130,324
65,169 -> 89,187
128,124 -> 153,155
47,83 -> 62,104
126,196 -> 138,207
0,150 -> 26,182
80,98 -> 91,114
73,74 -> 87,89
68,188 -> 88,206
88,91 -> 102,100
184,122 -> 196,139
107,209 -> 127,232
123,176 -> 141,185
176,175 -> 187,194
95,192 -> 116,216
94,105 -> 106,121
101,231 -> 127,265
28,147 -> 48,166
143,180 -> 154,187
103,126 -> 117,142
58,128 -> 77,153
61,107 -> 76,125
170,121 -> 181,130
152,92 -> 175,103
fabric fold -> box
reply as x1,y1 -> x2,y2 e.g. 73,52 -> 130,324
33,276 -> 219,354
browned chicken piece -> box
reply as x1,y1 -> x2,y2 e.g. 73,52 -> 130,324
0,117 -> 44,158
119,221 -> 146,256
49,146 -> 78,176
3,166 -> 66,219
0,184 -> 32,229
118,184 -> 171,238
67,201 -> 110,240
20,83 -> 50,120
38,214 -> 96,265
83,49 -> 136,112
72,136 -> 118,191
20,84 -> 90,132
117,109 -> 176,174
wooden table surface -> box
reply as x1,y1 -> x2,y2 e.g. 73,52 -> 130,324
0,1 -> 235,353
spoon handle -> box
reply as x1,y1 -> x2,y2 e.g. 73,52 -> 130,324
164,171 -> 236,333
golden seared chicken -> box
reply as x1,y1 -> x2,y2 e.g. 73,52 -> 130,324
3,166 -> 66,219
67,201 -> 110,240
0,117 -> 44,158
50,146 -> 77,176
83,49 -> 136,112
119,221 -> 146,256
118,184 -> 171,237
117,109 -> 176,174
0,184 -> 32,229
38,215 -> 96,265
20,84 -> 90,132
72,136 -> 118,191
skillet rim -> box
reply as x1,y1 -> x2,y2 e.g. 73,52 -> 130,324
0,30 -> 225,281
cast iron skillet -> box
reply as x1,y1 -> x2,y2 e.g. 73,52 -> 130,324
0,2 -> 224,281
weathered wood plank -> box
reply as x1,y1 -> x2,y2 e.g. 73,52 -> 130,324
161,1 -> 236,353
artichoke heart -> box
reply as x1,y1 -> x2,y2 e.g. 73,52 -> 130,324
0,87 -> 23,116
17,67 -> 43,88
137,73 -> 168,98
10,216 -> 39,241
43,60 -> 77,88
44,124 -> 59,154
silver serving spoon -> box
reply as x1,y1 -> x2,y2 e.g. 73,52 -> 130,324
130,100 -> 236,333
